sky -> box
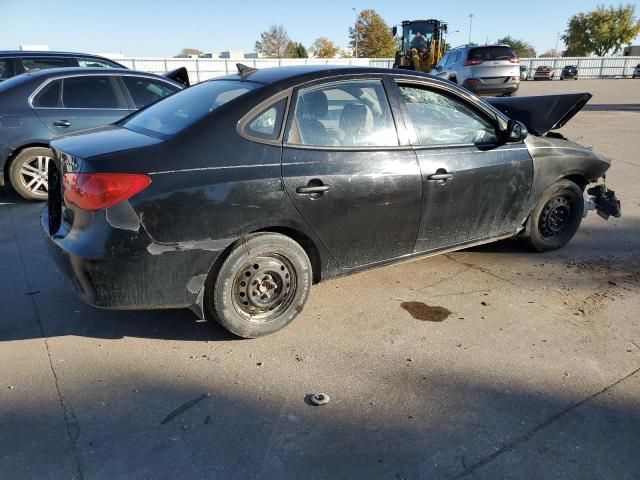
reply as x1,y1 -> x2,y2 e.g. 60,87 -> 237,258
1,0 -> 639,57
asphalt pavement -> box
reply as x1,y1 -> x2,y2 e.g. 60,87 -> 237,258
1,79 -> 639,480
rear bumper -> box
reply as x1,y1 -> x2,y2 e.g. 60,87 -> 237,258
463,80 -> 519,96
42,204 -> 220,311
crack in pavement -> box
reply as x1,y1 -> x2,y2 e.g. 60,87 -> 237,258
444,254 -> 520,288
448,365 -> 640,479
7,204 -> 84,480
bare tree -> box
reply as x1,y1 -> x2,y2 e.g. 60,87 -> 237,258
176,48 -> 203,58
255,25 -> 290,58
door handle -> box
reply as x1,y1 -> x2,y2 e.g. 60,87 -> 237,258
53,120 -> 71,128
296,185 -> 331,194
427,173 -> 453,181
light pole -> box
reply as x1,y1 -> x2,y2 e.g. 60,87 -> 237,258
445,30 -> 460,50
352,7 -> 358,58
555,32 -> 561,54
468,14 -> 473,44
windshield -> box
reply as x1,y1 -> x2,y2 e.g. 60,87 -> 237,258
404,22 -> 435,50
121,80 -> 259,138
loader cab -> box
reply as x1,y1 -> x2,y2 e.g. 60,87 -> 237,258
393,19 -> 447,72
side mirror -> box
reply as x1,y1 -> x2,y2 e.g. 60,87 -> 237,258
505,119 -> 528,142
392,26 -> 397,36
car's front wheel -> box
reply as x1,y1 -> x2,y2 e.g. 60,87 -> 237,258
9,147 -> 52,201
206,233 -> 313,338
525,180 -> 584,252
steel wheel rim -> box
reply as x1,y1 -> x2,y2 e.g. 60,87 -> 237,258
232,254 -> 297,321
19,155 -> 50,194
539,195 -> 574,238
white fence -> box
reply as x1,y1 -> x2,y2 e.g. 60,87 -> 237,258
116,57 -> 381,83
520,56 -> 640,79
115,56 -> 640,83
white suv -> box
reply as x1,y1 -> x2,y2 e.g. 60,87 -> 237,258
432,44 -> 520,96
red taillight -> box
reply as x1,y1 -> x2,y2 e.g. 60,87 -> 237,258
508,56 -> 519,63
464,59 -> 484,66
463,78 -> 480,84
63,173 -> 151,211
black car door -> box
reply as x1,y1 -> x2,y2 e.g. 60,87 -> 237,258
32,75 -> 129,136
393,81 -> 533,252
281,77 -> 422,269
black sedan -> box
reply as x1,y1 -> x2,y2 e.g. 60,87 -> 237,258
44,65 -> 620,338
560,65 -> 579,80
0,67 -> 183,199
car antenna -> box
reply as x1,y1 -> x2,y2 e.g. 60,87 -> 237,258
236,63 -> 258,77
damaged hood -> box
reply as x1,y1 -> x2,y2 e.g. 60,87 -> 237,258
486,93 -> 592,136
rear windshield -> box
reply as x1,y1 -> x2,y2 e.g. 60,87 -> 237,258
121,80 -> 259,138
467,46 -> 516,61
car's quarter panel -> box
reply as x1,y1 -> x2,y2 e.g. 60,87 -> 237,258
522,135 -> 611,216
413,144 -> 533,251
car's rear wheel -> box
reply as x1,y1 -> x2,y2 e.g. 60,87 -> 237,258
9,147 -> 52,201
525,180 -> 584,252
206,233 -> 312,338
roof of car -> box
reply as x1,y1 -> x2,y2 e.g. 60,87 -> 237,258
0,50 -> 118,59
214,64 -> 432,85
14,67 -> 164,79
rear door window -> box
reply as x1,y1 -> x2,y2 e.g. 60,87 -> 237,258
0,59 -> 16,79
467,47 -> 516,61
62,76 -> 121,108
121,76 -> 180,108
21,57 -> 77,72
287,79 -> 398,147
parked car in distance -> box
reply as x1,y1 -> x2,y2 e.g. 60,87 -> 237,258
44,65 -> 620,338
520,65 -> 528,80
534,65 -> 555,80
0,51 -> 190,87
0,68 -> 183,199
0,51 -> 125,82
432,44 -> 520,96
560,65 -> 578,80
632,64 -> 640,78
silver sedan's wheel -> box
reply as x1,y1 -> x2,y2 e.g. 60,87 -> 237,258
9,147 -> 53,200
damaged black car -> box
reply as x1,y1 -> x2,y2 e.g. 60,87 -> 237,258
43,65 -> 620,338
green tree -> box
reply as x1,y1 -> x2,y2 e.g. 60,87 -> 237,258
285,41 -> 308,58
255,25 -> 290,58
496,36 -> 536,58
349,9 -> 396,58
311,37 -> 339,58
563,4 -> 640,56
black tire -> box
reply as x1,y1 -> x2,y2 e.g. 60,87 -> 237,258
9,146 -> 53,201
206,233 -> 312,338
525,180 -> 584,252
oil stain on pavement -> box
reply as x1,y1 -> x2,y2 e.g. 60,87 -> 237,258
400,302 -> 451,322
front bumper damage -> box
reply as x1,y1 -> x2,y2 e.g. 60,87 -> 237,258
584,183 -> 621,220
